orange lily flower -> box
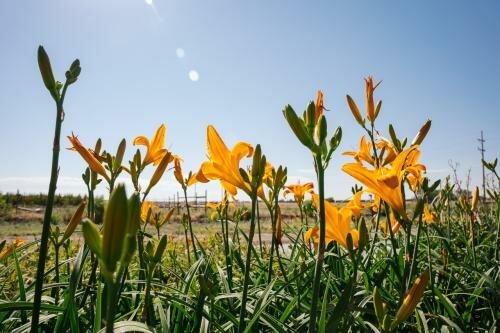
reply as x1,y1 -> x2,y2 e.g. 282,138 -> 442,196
133,124 -> 168,166
68,133 -> 110,182
196,125 -> 254,197
345,191 -> 365,218
376,137 -> 398,165
343,136 -> 397,167
304,194 -> 359,249
402,148 -> 426,191
0,238 -> 25,261
380,211 -> 402,235
423,206 -> 437,224
342,146 -> 421,219
141,201 -> 156,224
283,181 -> 314,205
369,193 -> 382,214
343,136 -> 374,166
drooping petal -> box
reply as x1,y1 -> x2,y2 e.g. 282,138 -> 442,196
133,135 -> 150,147
231,142 -> 254,162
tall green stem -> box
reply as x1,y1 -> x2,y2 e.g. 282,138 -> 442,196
308,156 -> 326,333
223,205 -> 233,290
267,205 -> 276,283
408,212 -> 423,289
237,194 -> 258,333
257,202 -> 263,254
53,244 -> 60,304
183,187 -> 198,260
31,85 -> 67,332
105,283 -> 117,333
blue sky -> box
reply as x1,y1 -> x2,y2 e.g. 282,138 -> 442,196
0,0 -> 498,200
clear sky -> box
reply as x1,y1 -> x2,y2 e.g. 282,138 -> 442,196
0,0 -> 499,200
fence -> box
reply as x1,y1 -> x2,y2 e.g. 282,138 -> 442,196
154,190 -> 208,216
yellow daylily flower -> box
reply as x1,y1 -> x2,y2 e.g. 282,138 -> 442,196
380,211 -> 402,235
283,181 -> 314,205
133,124 -> 168,166
141,201 -> 156,224
206,202 -> 220,211
404,149 -> 426,191
343,136 -> 397,167
68,133 -> 110,182
196,125 -> 254,197
207,194 -> 234,220
369,193 -> 382,214
304,194 -> 359,249
0,238 -> 25,261
376,137 -> 398,165
342,146 -> 420,219
423,206 -> 437,224
343,136 -> 375,166
174,157 -> 198,188
345,191 -> 365,218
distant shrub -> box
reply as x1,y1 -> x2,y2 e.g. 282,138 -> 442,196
0,197 -> 11,216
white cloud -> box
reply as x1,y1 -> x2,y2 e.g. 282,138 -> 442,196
144,0 -> 153,6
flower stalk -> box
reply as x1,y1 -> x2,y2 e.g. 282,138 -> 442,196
31,46 -> 80,332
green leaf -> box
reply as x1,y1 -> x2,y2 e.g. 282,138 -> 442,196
98,321 -> 154,333
93,282 -> 103,333
326,276 -> 354,331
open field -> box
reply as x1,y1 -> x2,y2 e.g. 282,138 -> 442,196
0,40 -> 498,333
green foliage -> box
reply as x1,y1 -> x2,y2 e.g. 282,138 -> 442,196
0,195 -> 498,332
